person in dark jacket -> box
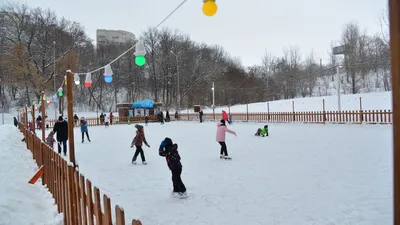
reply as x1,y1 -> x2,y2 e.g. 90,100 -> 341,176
166,111 -> 170,122
159,137 -> 187,197
13,117 -> 18,127
73,114 -> 79,127
145,115 -> 149,126
199,110 -> 203,123
53,116 -> 68,155
175,111 -> 178,120
36,115 -> 42,129
159,111 -> 164,124
99,113 -> 105,125
130,124 -> 150,164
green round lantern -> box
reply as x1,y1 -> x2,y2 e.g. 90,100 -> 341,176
135,55 -> 146,67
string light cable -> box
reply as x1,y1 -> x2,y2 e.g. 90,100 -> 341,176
44,0 -> 189,103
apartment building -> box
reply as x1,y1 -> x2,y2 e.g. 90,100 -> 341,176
96,29 -> 136,45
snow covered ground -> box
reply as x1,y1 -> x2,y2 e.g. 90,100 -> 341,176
57,121 -> 393,225
0,125 -> 63,225
188,91 -> 392,114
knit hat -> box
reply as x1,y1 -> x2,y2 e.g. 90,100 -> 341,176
49,131 -> 54,136
58,116 -> 63,121
220,119 -> 225,125
164,137 -> 173,147
264,125 -> 268,129
135,124 -> 143,131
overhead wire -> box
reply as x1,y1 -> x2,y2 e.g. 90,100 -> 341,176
46,0 -> 189,100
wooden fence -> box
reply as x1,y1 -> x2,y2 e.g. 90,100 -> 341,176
19,122 -> 143,225
190,110 -> 393,124
36,109 -> 392,129
166,110 -> 392,124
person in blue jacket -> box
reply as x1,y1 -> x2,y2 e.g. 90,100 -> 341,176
159,137 -> 187,197
80,117 -> 91,143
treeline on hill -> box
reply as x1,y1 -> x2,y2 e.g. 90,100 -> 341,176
0,2 -> 391,113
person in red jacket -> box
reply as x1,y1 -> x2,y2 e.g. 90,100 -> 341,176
222,110 -> 231,124
130,124 -> 150,164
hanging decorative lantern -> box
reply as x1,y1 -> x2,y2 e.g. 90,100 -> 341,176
85,73 -> 92,87
103,64 -> 113,83
134,40 -> 146,66
74,73 -> 80,85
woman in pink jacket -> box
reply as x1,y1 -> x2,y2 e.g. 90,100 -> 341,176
216,119 -> 236,160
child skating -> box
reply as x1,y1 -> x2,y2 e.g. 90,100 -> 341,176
80,117 -> 91,143
104,114 -> 110,127
46,131 -> 56,149
255,125 -> 268,137
159,137 -> 187,198
216,119 -> 236,160
130,124 -> 150,165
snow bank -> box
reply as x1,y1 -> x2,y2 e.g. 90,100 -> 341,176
0,125 -> 63,225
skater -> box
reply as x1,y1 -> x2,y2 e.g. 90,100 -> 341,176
130,124 -> 150,164
110,112 -> 114,125
104,114 -> 110,127
159,111 -> 164,124
46,131 -> 56,149
80,117 -> 91,143
159,137 -> 187,197
145,115 -> 149,126
166,110 -> 170,122
216,119 -> 236,159
53,116 -> 68,155
73,114 -> 79,127
13,117 -> 18,127
36,115 -> 42,129
222,110 -> 231,124
99,113 -> 105,125
255,125 -> 268,137
175,111 -> 178,121
199,110 -> 203,123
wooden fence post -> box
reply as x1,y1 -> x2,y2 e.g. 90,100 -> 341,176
115,205 -> 125,225
360,97 -> 363,125
323,99 -> 326,125
32,104 -> 36,134
67,165 -> 77,225
41,91 -> 46,141
267,102 -> 270,122
389,0 -> 400,224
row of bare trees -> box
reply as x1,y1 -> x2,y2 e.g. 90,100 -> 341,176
0,2 -> 391,113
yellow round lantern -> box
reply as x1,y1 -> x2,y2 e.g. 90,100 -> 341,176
202,0 -> 217,16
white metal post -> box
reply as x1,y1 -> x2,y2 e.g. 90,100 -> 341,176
337,66 -> 341,112
212,82 -> 215,121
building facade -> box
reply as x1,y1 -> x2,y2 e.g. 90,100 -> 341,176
96,29 -> 136,45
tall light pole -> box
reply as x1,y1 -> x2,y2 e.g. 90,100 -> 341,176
53,41 -> 57,119
170,51 -> 180,113
336,66 -> 341,112
332,45 -> 348,112
212,82 -> 215,120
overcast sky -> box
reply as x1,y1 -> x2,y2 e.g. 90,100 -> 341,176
8,0 -> 388,67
